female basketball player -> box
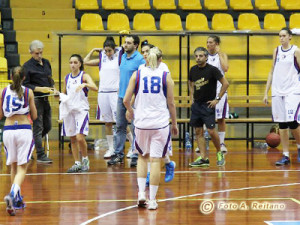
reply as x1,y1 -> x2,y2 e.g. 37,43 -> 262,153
140,40 -> 176,184
123,47 -> 178,210
84,37 -> 134,159
62,54 -> 98,173
1,66 -> 37,216
263,27 -> 300,165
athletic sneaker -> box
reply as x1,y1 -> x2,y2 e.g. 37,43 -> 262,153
148,200 -> 158,210
37,155 -> 53,164
67,164 -> 82,173
146,172 -> 150,187
195,147 -> 200,153
220,143 -> 228,154
126,149 -> 133,158
165,161 -> 176,182
275,155 -> 290,166
189,156 -> 210,167
130,157 -> 138,167
104,149 -> 114,159
81,158 -> 90,172
4,194 -> 16,216
217,152 -> 225,166
14,196 -> 26,210
297,148 -> 300,163
107,155 -> 124,165
137,192 -> 147,207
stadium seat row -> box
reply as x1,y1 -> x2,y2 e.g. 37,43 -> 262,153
75,0 -> 300,11
80,12 -> 300,31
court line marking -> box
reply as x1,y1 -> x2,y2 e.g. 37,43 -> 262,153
0,169 -> 300,177
265,221 -> 300,225
80,182 -> 300,225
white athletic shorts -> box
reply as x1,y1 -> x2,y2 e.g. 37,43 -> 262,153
96,91 -> 118,122
215,92 -> 229,119
62,110 -> 89,137
134,126 -> 172,158
272,94 -> 300,122
3,124 -> 35,166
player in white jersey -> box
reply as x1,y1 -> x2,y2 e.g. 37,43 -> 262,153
62,54 -> 98,173
263,27 -> 300,166
206,35 -> 229,154
124,47 -> 178,210
139,40 -> 176,185
1,66 -> 37,216
84,37 -> 134,159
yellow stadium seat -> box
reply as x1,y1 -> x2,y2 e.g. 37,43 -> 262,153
226,60 -> 246,80
264,13 -> 286,30
76,0 -> 98,10
133,13 -> 156,31
0,57 -> 8,72
250,59 -> 273,80
178,0 -> 202,10
238,13 -> 261,30
160,13 -> 182,31
290,14 -> 300,29
153,0 -> 176,10
281,0 -> 300,10
107,13 -> 130,31
127,0 -> 150,10
249,36 -> 278,55
230,0 -> 253,10
80,14 -> 103,31
212,13 -> 235,30
255,0 -> 279,10
204,0 -> 228,10
186,13 -> 209,31
102,0 -> 125,10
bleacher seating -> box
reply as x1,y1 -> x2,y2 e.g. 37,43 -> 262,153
107,13 -> 130,31
178,0 -> 202,10
289,13 -> 300,29
264,13 -> 286,30
133,13 -> 156,30
0,57 -> 8,79
238,13 -> 261,30
0,34 -> 4,57
230,0 -> 253,10
75,0 -> 98,10
204,0 -> 228,10
160,13 -> 183,31
186,13 -> 209,31
153,0 -> 176,10
281,0 -> 300,10
255,0 -> 279,10
102,0 -> 125,10
212,13 -> 235,30
80,14 -> 103,31
127,0 -> 151,10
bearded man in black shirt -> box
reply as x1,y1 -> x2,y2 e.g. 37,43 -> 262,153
188,47 -> 229,167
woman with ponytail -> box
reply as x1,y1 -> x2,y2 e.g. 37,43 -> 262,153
1,66 -> 37,216
123,47 -> 178,210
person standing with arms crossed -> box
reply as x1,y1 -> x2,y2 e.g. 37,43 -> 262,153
23,40 -> 57,163
263,27 -> 300,166
1,66 -> 37,216
189,47 -> 229,167
107,35 -> 145,167
123,47 -> 178,210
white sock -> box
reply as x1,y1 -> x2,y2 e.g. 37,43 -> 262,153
10,184 -> 20,198
149,185 -> 159,201
126,132 -> 133,145
297,144 -> 300,149
283,152 -> 289,157
75,161 -> 81,165
164,155 -> 171,164
137,178 -> 147,192
147,162 -> 151,173
82,156 -> 88,160
106,135 -> 114,151
218,132 -> 225,144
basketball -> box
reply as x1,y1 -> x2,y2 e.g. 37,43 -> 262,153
266,132 -> 281,148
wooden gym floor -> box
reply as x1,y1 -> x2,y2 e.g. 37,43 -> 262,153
0,140 -> 300,225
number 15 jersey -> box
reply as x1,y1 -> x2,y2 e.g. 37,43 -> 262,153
134,66 -> 170,129
2,85 -> 29,117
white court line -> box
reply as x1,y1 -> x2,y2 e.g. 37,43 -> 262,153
80,182 -> 300,225
265,221 -> 300,225
0,169 -> 300,177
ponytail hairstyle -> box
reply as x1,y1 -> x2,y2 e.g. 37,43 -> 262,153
103,36 -> 116,49
208,35 -> 221,45
11,66 -> 25,99
148,47 -> 162,70
70,54 -> 84,71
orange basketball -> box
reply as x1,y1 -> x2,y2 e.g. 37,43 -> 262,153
266,132 -> 280,148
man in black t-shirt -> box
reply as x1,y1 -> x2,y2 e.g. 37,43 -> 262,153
188,47 -> 229,167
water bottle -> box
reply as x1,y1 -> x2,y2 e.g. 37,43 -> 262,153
185,132 -> 192,152
254,142 -> 268,149
204,130 -> 210,150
